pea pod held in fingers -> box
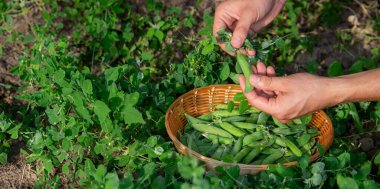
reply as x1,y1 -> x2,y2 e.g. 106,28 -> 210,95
219,122 -> 247,137
191,123 -> 233,138
236,51 -> 254,93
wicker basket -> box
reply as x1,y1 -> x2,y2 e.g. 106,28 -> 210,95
165,84 -> 334,175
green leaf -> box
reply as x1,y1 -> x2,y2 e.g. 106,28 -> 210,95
7,123 -> 21,139
124,92 -> 140,107
141,51 -> 153,61
93,100 -> 111,123
233,93 -> 246,102
94,143 -> 107,155
23,34 -> 35,44
275,163 -> 294,177
105,172 -> 120,189
337,152 -> 350,168
311,162 -> 325,174
298,155 -> 310,170
44,160 -> 54,174
238,100 -> 249,114
202,43 -> 214,55
355,161 -> 371,180
122,106 -> 145,125
154,30 -> 164,42
337,174 -> 358,189
0,152 -> 7,165
227,101 -> 234,112
374,151 -> 380,165
311,173 -> 323,186
327,61 -> 343,77
45,106 -> 64,124
316,143 -> 325,156
220,63 -> 230,81
80,79 -> 93,95
225,42 -> 236,53
62,163 -> 70,175
362,180 -> 379,189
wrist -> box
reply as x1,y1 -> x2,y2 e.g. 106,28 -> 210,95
322,77 -> 352,107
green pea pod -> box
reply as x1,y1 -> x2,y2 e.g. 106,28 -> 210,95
231,137 -> 243,156
198,113 -> 213,122
231,122 -> 259,130
272,127 -> 303,135
191,123 -> 233,138
219,122 -> 247,137
246,107 -> 261,114
221,146 -> 231,158
296,133 -> 312,146
250,113 -> 259,124
257,112 -> 270,125
261,148 -> 280,155
281,137 -> 303,157
277,155 -> 298,163
275,136 -> 287,147
251,158 -> 264,165
212,146 -> 225,159
262,150 -> 284,164
221,116 -> 248,122
198,142 -> 218,156
185,113 -> 209,125
234,147 -> 251,163
243,132 -> 264,146
242,148 -> 262,164
237,51 -> 254,93
292,118 -> 303,125
204,133 -> 234,145
212,110 -> 243,117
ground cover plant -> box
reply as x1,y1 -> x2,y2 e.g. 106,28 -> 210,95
0,0 -> 379,188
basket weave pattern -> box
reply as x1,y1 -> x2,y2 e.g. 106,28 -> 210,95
165,84 -> 334,175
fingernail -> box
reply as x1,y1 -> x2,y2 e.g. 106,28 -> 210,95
232,36 -> 242,48
250,74 -> 260,84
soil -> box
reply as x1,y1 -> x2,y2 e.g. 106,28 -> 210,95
0,0 -> 379,187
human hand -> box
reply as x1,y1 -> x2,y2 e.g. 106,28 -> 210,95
239,65 -> 335,123
213,0 -> 286,56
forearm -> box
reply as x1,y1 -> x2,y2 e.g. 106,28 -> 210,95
326,68 -> 380,105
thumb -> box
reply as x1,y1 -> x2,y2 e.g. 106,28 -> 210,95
249,74 -> 282,91
231,12 -> 253,48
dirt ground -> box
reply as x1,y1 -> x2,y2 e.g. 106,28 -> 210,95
0,0 -> 379,188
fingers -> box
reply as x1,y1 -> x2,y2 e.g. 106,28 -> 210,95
267,66 -> 276,76
252,0 -> 286,32
249,74 -> 283,91
231,11 -> 253,48
256,62 -> 275,96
